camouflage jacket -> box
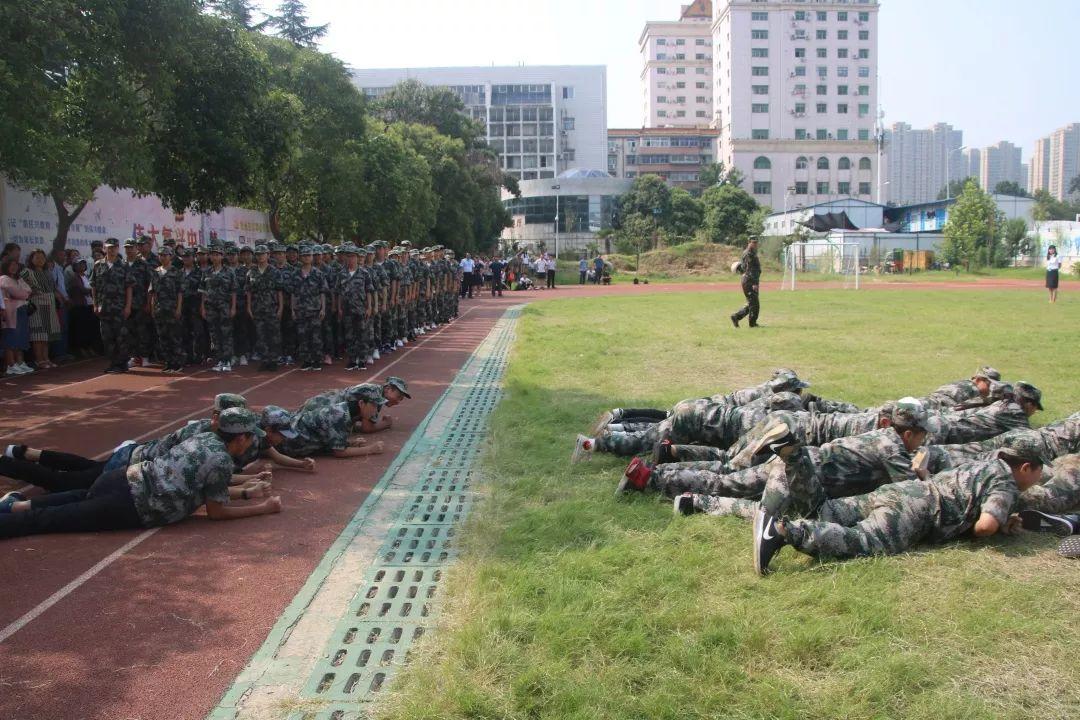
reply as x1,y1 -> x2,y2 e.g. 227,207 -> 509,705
709,382 -> 769,407
922,380 -> 984,410
126,257 -> 153,308
924,459 -> 1017,542
740,247 -> 761,283
817,427 -> 917,497
181,267 -> 203,301
127,432 -> 232,527
150,266 -> 184,316
200,266 -> 236,311
276,402 -> 352,457
932,400 -> 1030,445
340,267 -> 369,316
247,265 -> 281,316
1018,454 -> 1080,514
90,259 -> 129,313
293,267 -> 327,316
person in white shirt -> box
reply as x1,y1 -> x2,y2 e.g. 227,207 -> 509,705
459,254 -> 476,299
544,254 -> 556,289
1045,244 -> 1061,304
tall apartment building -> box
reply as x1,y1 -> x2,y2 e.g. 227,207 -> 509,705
1030,123 -> 1080,200
712,0 -> 881,212
883,122 -> 963,205
962,148 -> 981,184
979,140 -> 1024,193
351,65 -> 607,181
607,127 -> 720,192
640,0 -> 714,128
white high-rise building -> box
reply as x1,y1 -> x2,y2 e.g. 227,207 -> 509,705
979,140 -> 1024,193
884,122 -> 963,205
1030,123 -> 1080,200
712,0 -> 881,212
962,148 -> 981,185
640,0 -> 714,128
351,65 -> 607,181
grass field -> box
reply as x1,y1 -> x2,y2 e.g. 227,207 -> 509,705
377,288 -> 1080,720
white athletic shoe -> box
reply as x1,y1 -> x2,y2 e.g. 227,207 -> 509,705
395,339 -> 404,348
571,434 -> 595,464
4,367 -> 21,377
14,362 -> 34,374
238,355 -> 248,366
220,363 -> 232,373
365,355 -> 374,366
372,350 -> 380,361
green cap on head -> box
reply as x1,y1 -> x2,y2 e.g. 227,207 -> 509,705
159,246 -> 174,256
768,372 -> 810,393
214,393 -> 247,411
384,376 -> 410,398
998,433 -> 1049,465
123,238 -> 139,247
219,407 -> 264,437
973,366 -> 1001,381
372,240 -> 389,248
260,405 -> 299,438
254,244 -> 269,255
1012,381 -> 1043,411
892,397 -> 939,433
346,383 -> 387,406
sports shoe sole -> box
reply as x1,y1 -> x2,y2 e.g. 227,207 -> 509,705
589,411 -> 614,437
1059,536 -> 1080,558
1019,510 -> 1075,537
570,434 -> 593,464
750,421 -> 794,458
673,494 -> 696,516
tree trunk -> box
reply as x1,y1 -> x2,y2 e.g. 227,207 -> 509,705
266,193 -> 284,242
51,194 -> 88,256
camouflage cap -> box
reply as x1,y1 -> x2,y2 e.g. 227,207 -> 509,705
998,433 -> 1049,465
213,393 -> 248,411
772,368 -> 797,379
138,235 -> 152,244
384,376 -> 411,399
260,405 -> 299,439
768,372 -> 810,393
400,241 -> 412,247
767,391 -> 803,412
973,366 -> 1001,381
345,383 -> 388,406
239,244 -> 254,254
123,238 -> 139,247
270,242 -> 286,253
195,246 -> 209,254
892,397 -> 940,433
372,240 -> 389,248
298,244 -> 315,256
1013,381 -> 1043,411
158,245 -> 174,256
876,401 -> 897,421
253,244 -> 270,255
209,245 -> 224,255
218,407 -> 265,437
321,243 -> 333,253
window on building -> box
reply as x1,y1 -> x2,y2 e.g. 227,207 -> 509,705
838,48 -> 848,59
696,67 -> 706,74
752,84 -> 769,95
859,30 -> 869,41
696,110 -> 708,117
795,128 -> 808,140
695,53 -> 706,60
816,102 -> 827,113
816,128 -> 829,140
676,67 -> 686,74
858,181 -> 871,195
838,181 -> 851,194
795,66 -> 807,77
752,48 -> 769,57
657,110 -> 667,117
858,49 -> 869,59
858,103 -> 869,116
696,38 -> 706,45
675,53 -> 686,60
751,29 -> 769,39
563,117 -> 575,130
838,29 -> 848,40
696,81 -> 707,89
859,66 -> 870,77
817,157 -> 830,170
816,48 -> 827,59
837,129 -> 849,140
657,38 -> 667,45
752,66 -> 769,76
838,85 -> 849,95
795,181 -> 809,194
751,129 -> 769,139
838,11 -> 848,21
858,129 -> 870,140
816,84 -> 827,95
795,102 -> 806,114
838,157 -> 851,170
657,67 -> 667,74
751,11 -> 768,21
676,110 -> 686,117
794,10 -> 806,21
817,181 -> 830,194
837,104 -> 848,114
696,96 -> 707,103
817,66 -> 828,78
676,81 -> 685,88
795,156 -> 809,169
859,157 -> 872,170
837,66 -> 849,77
816,11 -> 827,21
657,95 -> 667,103
753,181 -> 772,195
857,85 -> 869,96
656,53 -> 667,60
748,103 -> 767,113
753,156 -> 772,169
795,47 -> 806,58
858,11 -> 870,21
816,29 -> 827,40
675,38 -> 685,45
676,95 -> 686,103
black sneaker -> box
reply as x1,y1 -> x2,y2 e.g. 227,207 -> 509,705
103,365 -> 119,374
1059,536 -> 1080,558
730,314 -> 740,328
300,362 -> 312,371
345,362 -> 360,371
753,505 -> 786,576
312,362 -> 323,371
673,493 -> 698,516
112,363 -> 128,373
1019,510 -> 1079,537
653,439 -> 675,465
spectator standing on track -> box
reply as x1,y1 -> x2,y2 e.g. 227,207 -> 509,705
2,256 -> 33,375
65,256 -> 99,358
459,253 -> 475,299
22,249 -> 62,369
730,236 -> 762,329
489,255 -> 505,297
545,253 -> 557,289
593,255 -> 604,285
1046,244 -> 1061,304
90,238 -> 132,374
48,249 -> 71,363
0,408 -> 282,539
579,256 -> 588,284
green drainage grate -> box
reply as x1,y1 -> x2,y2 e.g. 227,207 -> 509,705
282,307 -> 520,719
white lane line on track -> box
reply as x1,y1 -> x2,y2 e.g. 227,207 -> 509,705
0,309 -> 481,645
0,359 -> 99,405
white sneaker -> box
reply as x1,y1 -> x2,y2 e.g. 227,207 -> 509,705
141,357 -> 152,367
220,363 -> 232,373
211,363 -> 223,372
372,350 -> 380,361
395,339 -> 404,348
5,367 -> 21,377
365,355 -> 374,365
14,362 -> 34,374
238,355 -> 248,366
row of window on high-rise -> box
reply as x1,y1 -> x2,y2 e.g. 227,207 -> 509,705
751,182 -> 872,197
655,38 -> 709,46
752,65 -> 871,78
751,156 -> 874,171
657,110 -> 710,119
750,28 -> 870,41
656,96 -> 710,104
749,128 -> 874,140
655,53 -> 711,61
751,10 -> 872,23
656,67 -> 709,76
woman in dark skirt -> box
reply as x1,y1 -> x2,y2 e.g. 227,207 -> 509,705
1045,244 -> 1061,304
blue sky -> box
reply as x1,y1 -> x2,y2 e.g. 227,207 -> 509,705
287,0 -> 1080,156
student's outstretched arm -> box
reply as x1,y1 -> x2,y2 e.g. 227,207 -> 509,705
205,497 -> 282,520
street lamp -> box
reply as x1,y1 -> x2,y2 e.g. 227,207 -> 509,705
945,146 -> 967,200
551,184 -> 561,260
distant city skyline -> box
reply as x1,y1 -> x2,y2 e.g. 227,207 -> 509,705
263,0 -> 1080,157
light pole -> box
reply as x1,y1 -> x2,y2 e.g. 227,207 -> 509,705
551,184 -> 561,260
945,146 -> 967,200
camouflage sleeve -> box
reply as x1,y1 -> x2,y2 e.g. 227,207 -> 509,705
1017,457 -> 1080,513
884,452 -> 919,484
980,475 -> 1018,529
202,454 -> 232,505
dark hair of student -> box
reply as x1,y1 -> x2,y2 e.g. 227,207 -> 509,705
1047,244 -> 1057,259
217,429 -> 248,445
1002,454 -> 1042,470
2,257 -> 20,277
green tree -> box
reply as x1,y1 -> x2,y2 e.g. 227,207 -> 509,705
1069,175 -> 1080,196
372,80 -> 485,147
207,0 -> 262,28
698,162 -> 745,189
618,175 -> 672,227
1000,217 -> 1030,264
700,183 -> 760,245
938,177 -> 977,200
264,0 -> 327,47
992,180 -> 1028,198
1031,189 -> 1079,222
668,187 -> 704,238
942,179 -> 1005,270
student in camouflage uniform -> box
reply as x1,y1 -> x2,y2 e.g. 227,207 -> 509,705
228,244 -> 252,366
138,235 -> 161,271
931,382 -> 1041,444
318,244 -> 339,362
296,377 -> 409,418
383,245 -> 403,350
247,244 -> 283,371
730,236 -> 761,328
201,245 -> 237,372
919,366 -> 1001,409
293,244 -> 327,371
90,238 -> 132,374
0,408 -> 281,538
752,437 -> 1045,573
123,238 -> 154,366
370,241 -> 391,355
180,248 -> 207,365
274,398 -> 387,459
338,244 -> 369,371
149,245 -> 185,373
278,242 -> 299,365
1018,454 -> 1080,515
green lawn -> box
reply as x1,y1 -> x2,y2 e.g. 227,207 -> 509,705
378,288 -> 1080,720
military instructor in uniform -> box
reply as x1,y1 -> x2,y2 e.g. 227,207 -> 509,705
730,236 -> 761,329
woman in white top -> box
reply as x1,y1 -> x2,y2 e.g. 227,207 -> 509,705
1045,244 -> 1061,304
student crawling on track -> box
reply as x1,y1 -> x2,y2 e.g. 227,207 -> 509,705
296,376 -> 411,435
269,397 -> 387,459
0,408 -> 281,538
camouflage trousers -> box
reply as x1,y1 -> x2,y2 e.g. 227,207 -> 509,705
99,314 -> 128,366
234,311 -> 255,358
182,301 -> 208,362
1018,455 -> 1080,514
281,299 -> 297,359
670,444 -> 728,462
381,307 -> 395,345
125,307 -> 154,358
342,313 -> 367,363
252,310 -> 281,362
153,312 -> 185,368
295,312 -> 322,364
321,308 -> 336,358
652,457 -> 775,498
205,307 -> 234,364
596,399 -> 736,456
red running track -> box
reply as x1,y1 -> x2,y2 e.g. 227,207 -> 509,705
0,278 -> 1052,719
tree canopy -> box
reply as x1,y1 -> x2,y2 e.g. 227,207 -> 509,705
942,179 -> 1006,269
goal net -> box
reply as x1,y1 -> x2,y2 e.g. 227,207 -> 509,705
782,240 -> 861,290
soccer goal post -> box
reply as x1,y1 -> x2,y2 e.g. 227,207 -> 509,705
782,240 -> 861,290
